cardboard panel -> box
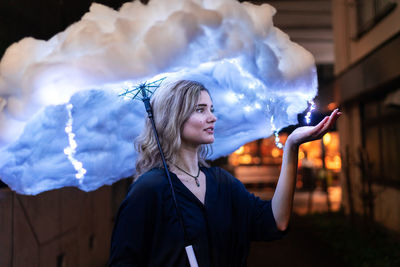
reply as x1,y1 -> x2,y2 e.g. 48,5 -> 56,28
60,187 -> 86,233
13,195 -> 39,267
0,189 -> 13,267
39,229 -> 79,267
18,190 -> 61,244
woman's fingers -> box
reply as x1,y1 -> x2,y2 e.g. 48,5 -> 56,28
311,116 -> 329,136
318,109 -> 341,137
310,116 -> 329,140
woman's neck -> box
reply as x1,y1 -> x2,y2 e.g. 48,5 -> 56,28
175,144 -> 199,173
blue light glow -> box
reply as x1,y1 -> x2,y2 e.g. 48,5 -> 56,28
305,100 -> 316,124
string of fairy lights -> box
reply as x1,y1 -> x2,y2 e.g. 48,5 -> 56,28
64,104 -> 86,183
271,100 -> 315,149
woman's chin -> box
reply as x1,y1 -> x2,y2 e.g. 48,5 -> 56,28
198,137 -> 214,145
205,137 -> 215,144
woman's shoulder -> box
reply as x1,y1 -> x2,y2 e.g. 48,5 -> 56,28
127,168 -> 168,197
136,167 -> 167,184
117,169 -> 167,219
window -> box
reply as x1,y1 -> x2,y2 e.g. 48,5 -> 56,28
356,0 -> 397,37
361,90 -> 400,185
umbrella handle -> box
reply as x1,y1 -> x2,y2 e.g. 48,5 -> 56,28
185,245 -> 199,267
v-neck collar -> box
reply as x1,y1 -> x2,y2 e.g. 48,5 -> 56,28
170,167 -> 215,208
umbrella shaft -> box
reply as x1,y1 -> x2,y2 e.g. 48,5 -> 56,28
141,97 -> 199,266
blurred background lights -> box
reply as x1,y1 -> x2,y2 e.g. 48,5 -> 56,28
234,146 -> 245,155
271,147 -> 280,158
323,132 -> 332,145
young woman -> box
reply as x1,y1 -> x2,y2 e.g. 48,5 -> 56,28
109,80 -> 341,266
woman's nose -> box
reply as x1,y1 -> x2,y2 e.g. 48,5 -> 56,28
208,111 -> 217,122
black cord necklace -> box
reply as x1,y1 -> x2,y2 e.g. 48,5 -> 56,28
173,164 -> 201,187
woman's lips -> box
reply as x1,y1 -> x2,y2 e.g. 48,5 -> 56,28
204,127 -> 214,133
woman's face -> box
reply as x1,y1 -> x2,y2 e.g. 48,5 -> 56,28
181,90 -> 217,147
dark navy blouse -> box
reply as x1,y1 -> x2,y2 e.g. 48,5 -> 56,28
109,167 -> 286,267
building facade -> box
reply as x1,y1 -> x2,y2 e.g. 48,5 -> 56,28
332,0 -> 400,232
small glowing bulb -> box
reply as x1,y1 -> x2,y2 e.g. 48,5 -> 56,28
70,140 -> 77,150
64,147 -> 72,155
65,126 -> 72,133
73,161 -> 83,170
270,116 -> 284,149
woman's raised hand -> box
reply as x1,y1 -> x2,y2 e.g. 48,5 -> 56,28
286,109 -> 342,147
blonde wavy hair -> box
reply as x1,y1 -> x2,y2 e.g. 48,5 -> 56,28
134,80 -> 211,178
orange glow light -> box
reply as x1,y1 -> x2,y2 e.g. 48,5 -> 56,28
323,133 -> 331,145
328,102 -> 338,110
234,146 -> 244,155
239,154 -> 252,164
298,150 -> 305,160
271,147 -> 280,158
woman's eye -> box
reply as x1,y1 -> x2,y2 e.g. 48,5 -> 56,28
196,108 -> 204,113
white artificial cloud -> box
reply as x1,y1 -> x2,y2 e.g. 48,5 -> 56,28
0,0 -> 317,194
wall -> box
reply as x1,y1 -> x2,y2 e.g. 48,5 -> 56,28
332,0 -> 400,75
332,0 -> 400,233
0,179 -> 131,267
338,102 -> 400,233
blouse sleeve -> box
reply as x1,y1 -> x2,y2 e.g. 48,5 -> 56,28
246,192 -> 288,241
216,167 -> 288,242
108,175 -> 159,266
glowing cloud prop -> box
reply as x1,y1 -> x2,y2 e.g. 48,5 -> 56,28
0,0 -> 317,194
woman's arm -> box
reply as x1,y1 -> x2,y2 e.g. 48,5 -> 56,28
271,109 -> 341,230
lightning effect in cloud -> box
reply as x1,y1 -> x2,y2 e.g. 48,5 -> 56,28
64,103 -> 87,182
0,0 -> 317,194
